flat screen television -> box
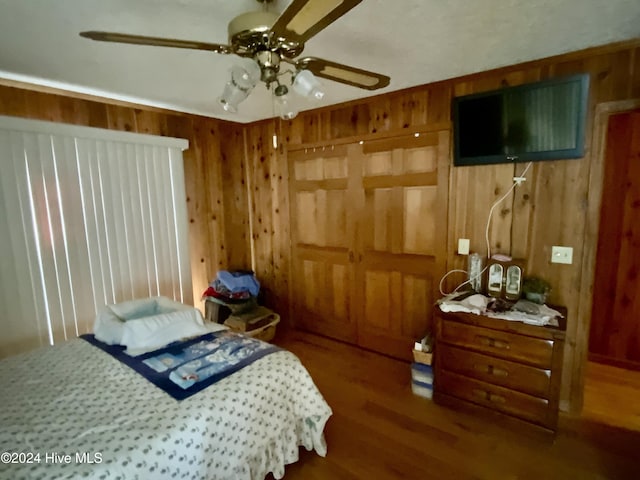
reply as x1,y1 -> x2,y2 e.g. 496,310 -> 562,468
453,74 -> 589,166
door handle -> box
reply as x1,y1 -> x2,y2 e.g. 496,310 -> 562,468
348,251 -> 355,263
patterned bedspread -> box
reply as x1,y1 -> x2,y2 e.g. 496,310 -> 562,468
0,338 -> 332,480
82,331 -> 281,400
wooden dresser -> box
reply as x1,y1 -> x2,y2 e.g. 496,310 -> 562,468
434,307 -> 566,435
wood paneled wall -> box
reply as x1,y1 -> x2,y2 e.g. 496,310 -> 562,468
1,39 -> 639,414
236,39 -> 640,415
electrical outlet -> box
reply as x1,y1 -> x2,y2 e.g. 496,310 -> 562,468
458,238 -> 470,255
551,246 -> 573,264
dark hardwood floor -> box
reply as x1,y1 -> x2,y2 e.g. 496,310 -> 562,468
272,328 -> 639,480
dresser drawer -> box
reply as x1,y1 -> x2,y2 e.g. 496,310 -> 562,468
440,319 -> 554,368
437,370 -> 551,427
439,344 -> 552,399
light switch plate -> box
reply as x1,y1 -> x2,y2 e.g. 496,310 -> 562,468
551,246 -> 573,264
458,238 -> 470,255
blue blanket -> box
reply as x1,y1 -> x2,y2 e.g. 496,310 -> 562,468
81,331 -> 280,400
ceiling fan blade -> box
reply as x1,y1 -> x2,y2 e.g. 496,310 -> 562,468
296,57 -> 390,90
270,0 -> 362,45
79,31 -> 232,54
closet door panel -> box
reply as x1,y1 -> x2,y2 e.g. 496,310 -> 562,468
289,145 -> 358,342
288,132 -> 450,359
357,132 -> 449,360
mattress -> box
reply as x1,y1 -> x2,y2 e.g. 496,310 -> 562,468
0,337 -> 332,479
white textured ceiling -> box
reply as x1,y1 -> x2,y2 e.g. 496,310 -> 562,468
0,0 -> 638,123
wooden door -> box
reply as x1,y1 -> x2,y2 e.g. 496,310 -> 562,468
356,132 -> 450,360
288,131 -> 450,360
289,144 -> 358,343
589,110 -> 640,369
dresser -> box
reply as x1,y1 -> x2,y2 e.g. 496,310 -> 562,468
434,307 -> 566,434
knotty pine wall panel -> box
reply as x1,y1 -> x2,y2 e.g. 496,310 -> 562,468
447,47 -> 638,413
238,40 -> 640,415
185,116 -> 226,295
2,39 -> 639,415
218,122 -> 251,271
271,121 -> 292,320
0,85 -> 239,308
242,120 -> 292,315
245,122 -> 275,299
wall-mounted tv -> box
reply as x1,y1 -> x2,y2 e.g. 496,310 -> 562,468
453,74 -> 589,166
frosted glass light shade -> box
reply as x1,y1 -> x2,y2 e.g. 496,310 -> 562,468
218,60 -> 261,113
218,81 -> 250,113
293,70 -> 325,100
274,93 -> 298,120
231,60 -> 261,90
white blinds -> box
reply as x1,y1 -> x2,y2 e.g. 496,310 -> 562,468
0,115 -> 192,357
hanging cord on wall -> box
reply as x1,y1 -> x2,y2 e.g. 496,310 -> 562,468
485,161 -> 532,260
438,161 -> 533,296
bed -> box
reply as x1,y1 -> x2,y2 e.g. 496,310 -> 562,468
0,299 -> 332,480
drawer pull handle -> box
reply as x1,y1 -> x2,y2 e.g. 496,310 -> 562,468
488,393 -> 506,404
490,366 -> 509,377
476,335 -> 510,350
474,364 -> 509,377
472,388 -> 488,400
472,389 -> 507,404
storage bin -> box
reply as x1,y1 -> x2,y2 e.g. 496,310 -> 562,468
411,362 -> 434,385
243,314 -> 280,343
204,298 -> 231,324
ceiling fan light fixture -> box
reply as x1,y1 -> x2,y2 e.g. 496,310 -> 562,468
273,87 -> 298,120
80,0 -> 390,119
231,60 -> 261,90
218,60 -> 262,113
274,83 -> 289,97
292,70 -> 325,100
218,83 -> 245,113
255,50 -> 282,85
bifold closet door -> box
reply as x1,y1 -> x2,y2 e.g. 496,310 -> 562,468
288,132 -> 450,360
356,131 -> 450,360
288,144 -> 359,343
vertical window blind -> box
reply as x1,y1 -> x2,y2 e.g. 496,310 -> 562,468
0,115 -> 192,357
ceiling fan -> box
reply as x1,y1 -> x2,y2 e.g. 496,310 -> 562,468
80,0 -> 391,117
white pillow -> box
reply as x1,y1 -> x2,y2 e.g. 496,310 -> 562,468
93,296 -> 206,347
120,308 -> 208,354
109,297 -> 160,320
125,320 -> 229,357
94,306 -> 126,345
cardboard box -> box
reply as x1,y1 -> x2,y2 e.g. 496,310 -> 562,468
412,349 -> 432,365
